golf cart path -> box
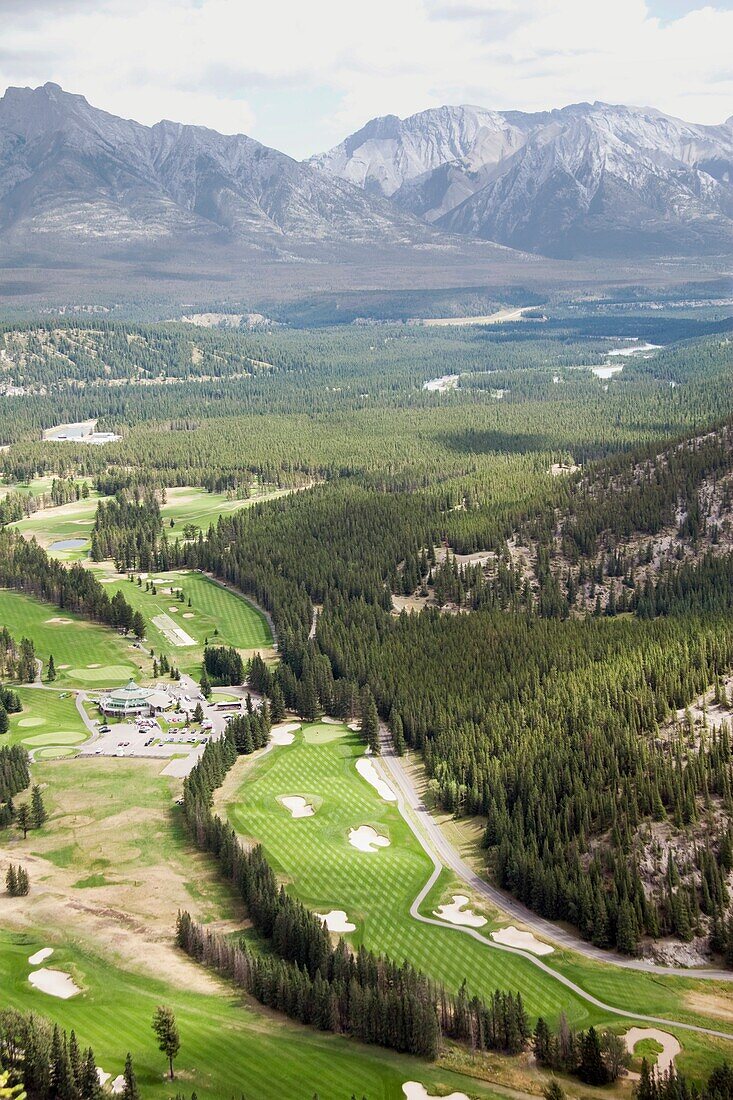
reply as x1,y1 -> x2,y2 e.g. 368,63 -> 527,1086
376,726 -> 733,1039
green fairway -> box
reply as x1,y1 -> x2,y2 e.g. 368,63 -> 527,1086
0,932 -> 510,1100
160,483 -> 288,534
9,492 -> 104,559
224,725 -> 733,1075
0,753 -> 508,1099
6,687 -> 89,754
92,568 -> 273,674
226,725 -> 598,1030
0,589 -> 141,687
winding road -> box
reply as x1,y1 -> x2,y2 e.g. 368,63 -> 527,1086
376,724 -> 733,1041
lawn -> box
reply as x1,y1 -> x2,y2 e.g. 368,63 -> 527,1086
0,754 -> 508,1100
6,688 -> 89,756
92,568 -> 273,675
225,725 -> 598,1030
224,725 -> 733,1079
0,933 -> 511,1100
160,483 -> 288,534
0,589 -> 142,686
9,492 -> 103,559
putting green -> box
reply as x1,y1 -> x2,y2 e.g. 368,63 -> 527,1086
17,716 -> 45,728
23,730 -> 87,747
34,746 -> 78,760
67,665 -> 132,683
302,722 -> 348,744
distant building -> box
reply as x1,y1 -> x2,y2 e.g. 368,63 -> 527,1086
99,680 -> 175,716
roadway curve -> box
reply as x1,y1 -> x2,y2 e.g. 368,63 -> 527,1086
377,725 -> 733,1023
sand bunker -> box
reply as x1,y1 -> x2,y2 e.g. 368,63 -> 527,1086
322,716 -> 341,724
58,664 -> 70,669
317,910 -> 356,933
491,926 -> 554,955
349,825 -> 390,853
29,968 -> 80,999
97,1069 -> 111,1088
28,947 -> 54,965
356,757 -> 397,801
45,617 -> 73,625
168,605 -> 179,613
271,723 -> 300,746
403,1084 -> 469,1100
434,895 -> 486,928
183,612 -> 195,618
279,796 -> 315,818
111,1075 -> 126,1094
624,1028 -> 681,1075
86,663 -> 101,669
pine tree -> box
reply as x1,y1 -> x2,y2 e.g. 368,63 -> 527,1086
152,1006 -> 180,1080
16,803 -> 30,839
121,1052 -> 140,1099
47,654 -> 56,682
31,785 -> 47,829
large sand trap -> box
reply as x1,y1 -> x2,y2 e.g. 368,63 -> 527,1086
322,716 -> 342,724
317,910 -> 356,933
271,722 -> 300,746
491,926 -> 554,955
29,968 -> 80,999
45,617 -> 73,624
97,1069 -> 111,1087
349,825 -> 390,853
168,605 -> 179,613
624,1028 -> 681,1075
279,796 -> 315,818
28,947 -> 54,965
356,757 -> 397,802
403,1084 -> 469,1100
111,1075 -> 126,1094
434,895 -> 486,928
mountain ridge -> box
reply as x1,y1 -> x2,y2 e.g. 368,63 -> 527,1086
314,101 -> 733,257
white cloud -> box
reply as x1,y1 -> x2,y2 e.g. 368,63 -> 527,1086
0,0 -> 731,157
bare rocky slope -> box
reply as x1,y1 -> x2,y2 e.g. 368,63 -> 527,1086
314,102 -> 733,258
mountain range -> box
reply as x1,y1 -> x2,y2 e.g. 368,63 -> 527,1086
314,102 -> 733,257
0,82 -> 732,266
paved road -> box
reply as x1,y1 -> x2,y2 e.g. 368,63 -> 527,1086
376,725 -> 733,1041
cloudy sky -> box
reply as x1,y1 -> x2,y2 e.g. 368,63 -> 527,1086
0,0 -> 731,158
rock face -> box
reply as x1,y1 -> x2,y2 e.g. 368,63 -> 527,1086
314,102 -> 733,257
0,83 -> 430,249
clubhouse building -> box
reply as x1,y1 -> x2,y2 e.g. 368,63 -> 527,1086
99,680 -> 176,717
